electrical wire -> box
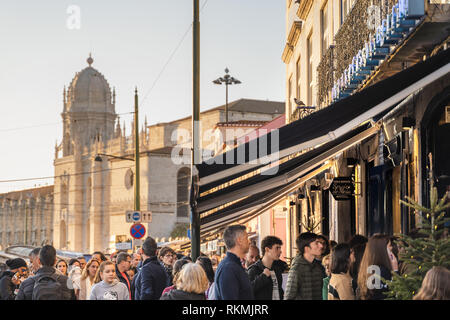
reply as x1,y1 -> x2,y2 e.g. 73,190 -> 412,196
140,0 -> 210,106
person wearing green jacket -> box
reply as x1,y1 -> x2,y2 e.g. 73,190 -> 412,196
284,232 -> 326,300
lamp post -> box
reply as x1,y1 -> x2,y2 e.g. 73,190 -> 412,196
213,68 -> 242,125
191,0 -> 201,262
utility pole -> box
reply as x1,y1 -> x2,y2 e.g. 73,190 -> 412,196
133,88 -> 141,252
134,88 -> 140,212
191,0 -> 201,261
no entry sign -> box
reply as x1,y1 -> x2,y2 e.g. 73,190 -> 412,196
130,223 -> 146,239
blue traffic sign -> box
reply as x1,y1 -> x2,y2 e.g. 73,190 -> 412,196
130,223 -> 146,239
132,211 -> 141,222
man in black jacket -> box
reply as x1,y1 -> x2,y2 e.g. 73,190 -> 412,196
15,245 -> 76,300
134,237 -> 169,300
215,225 -> 254,300
248,236 -> 285,300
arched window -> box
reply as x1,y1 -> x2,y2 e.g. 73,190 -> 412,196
177,168 -> 191,218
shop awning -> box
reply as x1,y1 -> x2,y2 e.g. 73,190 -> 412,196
192,48 -> 450,237
199,123 -> 379,237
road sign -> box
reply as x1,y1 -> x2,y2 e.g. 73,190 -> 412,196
130,223 -> 146,239
330,177 -> 355,200
116,241 -> 132,250
132,212 -> 140,222
126,211 -> 152,223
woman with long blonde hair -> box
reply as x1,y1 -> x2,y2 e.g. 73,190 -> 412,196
357,234 -> 398,300
76,258 -> 100,300
160,262 -> 209,300
414,266 -> 450,300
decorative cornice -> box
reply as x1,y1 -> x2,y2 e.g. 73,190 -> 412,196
282,21 -> 302,64
288,21 -> 303,47
282,43 -> 294,64
296,0 -> 313,20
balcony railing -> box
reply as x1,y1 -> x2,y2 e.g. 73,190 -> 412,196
317,0 -> 398,106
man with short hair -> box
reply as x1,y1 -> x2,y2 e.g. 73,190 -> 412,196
284,232 -> 325,300
131,252 -> 141,269
248,236 -> 284,300
28,248 -> 41,275
92,251 -> 107,263
116,252 -> 132,300
245,243 -> 260,269
16,245 -> 76,300
133,237 -> 169,300
76,256 -> 86,270
215,225 -> 253,300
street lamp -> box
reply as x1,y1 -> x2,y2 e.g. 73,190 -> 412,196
212,68 -> 242,124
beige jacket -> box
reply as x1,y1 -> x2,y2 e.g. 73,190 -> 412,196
79,277 -> 95,300
328,273 -> 355,300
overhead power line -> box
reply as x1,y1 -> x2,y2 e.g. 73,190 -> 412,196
141,0 -> 210,106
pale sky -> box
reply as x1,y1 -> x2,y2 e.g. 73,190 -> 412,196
0,0 -> 286,193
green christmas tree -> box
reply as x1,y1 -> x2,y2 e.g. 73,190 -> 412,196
385,167 -> 450,300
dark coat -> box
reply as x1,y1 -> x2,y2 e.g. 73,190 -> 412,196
15,266 -> 76,300
160,289 -> 205,300
116,268 -> 132,300
134,256 -> 169,300
247,260 -> 284,300
214,252 -> 254,300
159,261 -> 173,286
357,265 -> 393,300
284,255 -> 326,300
0,271 -> 18,300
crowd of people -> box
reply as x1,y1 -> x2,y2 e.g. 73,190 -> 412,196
0,225 -> 448,300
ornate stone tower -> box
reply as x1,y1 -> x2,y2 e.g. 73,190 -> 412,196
62,54 -> 116,153
54,55 -> 116,252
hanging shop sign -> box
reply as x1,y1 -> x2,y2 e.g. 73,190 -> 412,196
330,177 -> 355,201
331,0 -> 424,102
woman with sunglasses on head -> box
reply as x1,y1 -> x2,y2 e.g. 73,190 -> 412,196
0,258 -> 28,300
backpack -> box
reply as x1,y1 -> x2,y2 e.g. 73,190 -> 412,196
32,273 -> 64,300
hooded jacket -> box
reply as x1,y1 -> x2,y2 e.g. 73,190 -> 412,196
89,279 -> 130,300
15,266 -> 76,300
134,256 -> 169,300
0,271 -> 18,300
247,260 -> 284,300
284,255 -> 326,300
160,289 -> 205,300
